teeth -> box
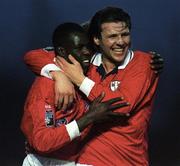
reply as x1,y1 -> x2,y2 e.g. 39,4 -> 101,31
83,60 -> 89,63
113,48 -> 123,52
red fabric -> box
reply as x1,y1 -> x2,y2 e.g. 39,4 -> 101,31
23,49 -> 159,165
21,76 -> 86,161
24,49 -> 55,75
77,51 -> 159,166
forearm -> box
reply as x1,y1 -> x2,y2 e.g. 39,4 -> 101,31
32,120 -> 80,153
24,49 -> 59,78
28,94 -> 80,153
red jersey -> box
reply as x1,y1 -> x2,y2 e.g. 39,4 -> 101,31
24,48 -> 55,75
77,51 -> 159,166
24,49 -> 159,166
21,76 -> 88,161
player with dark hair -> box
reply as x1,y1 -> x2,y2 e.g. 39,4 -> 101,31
21,22 -> 129,166
55,7 -> 160,165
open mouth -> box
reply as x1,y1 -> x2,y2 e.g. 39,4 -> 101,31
82,59 -> 90,68
83,59 -> 90,63
112,48 -> 124,53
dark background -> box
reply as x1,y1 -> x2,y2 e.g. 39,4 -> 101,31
0,0 -> 180,165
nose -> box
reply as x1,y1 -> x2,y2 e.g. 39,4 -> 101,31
116,35 -> 124,45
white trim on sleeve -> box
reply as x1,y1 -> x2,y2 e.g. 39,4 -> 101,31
65,120 -> 81,141
40,64 -> 61,79
79,77 -> 95,97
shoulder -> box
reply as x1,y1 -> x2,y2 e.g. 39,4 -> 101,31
27,77 -> 54,100
123,50 -> 152,76
24,47 -> 55,57
134,50 -> 151,61
132,50 -> 151,68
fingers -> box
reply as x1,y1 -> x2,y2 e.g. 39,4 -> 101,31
105,96 -> 124,105
93,92 -> 105,104
66,95 -> 74,110
68,95 -> 74,107
108,112 -> 130,118
149,51 -> 161,57
150,57 -> 164,64
55,58 -> 64,68
61,95 -> 69,110
151,64 -> 164,70
109,102 -> 130,111
56,56 -> 68,66
154,69 -> 163,74
150,63 -> 164,74
56,54 -> 80,66
57,97 -> 63,110
72,88 -> 77,99
106,112 -> 130,125
68,54 -> 80,65
149,51 -> 164,74
149,51 -> 164,64
55,91 -> 59,108
56,95 -> 74,111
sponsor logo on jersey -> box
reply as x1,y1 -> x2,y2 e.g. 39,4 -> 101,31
45,104 -> 54,127
110,80 -> 120,91
55,118 -> 67,127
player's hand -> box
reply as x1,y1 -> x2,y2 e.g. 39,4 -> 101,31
87,92 -> 130,123
77,92 -> 130,131
50,71 -> 76,110
149,51 -> 164,74
56,55 -> 85,87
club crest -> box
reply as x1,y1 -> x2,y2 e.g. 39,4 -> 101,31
110,80 -> 120,91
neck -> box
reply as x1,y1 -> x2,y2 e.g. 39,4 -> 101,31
102,57 -> 116,73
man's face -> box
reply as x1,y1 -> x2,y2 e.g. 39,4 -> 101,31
66,32 -> 92,73
95,21 -> 131,65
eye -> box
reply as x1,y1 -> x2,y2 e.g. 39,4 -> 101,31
121,32 -> 130,37
108,34 -> 118,39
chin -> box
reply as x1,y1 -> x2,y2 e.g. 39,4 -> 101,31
113,55 -> 126,63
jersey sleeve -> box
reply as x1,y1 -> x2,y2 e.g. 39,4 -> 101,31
21,81 -> 80,153
32,99 -> 71,153
79,58 -> 159,114
24,48 -> 60,78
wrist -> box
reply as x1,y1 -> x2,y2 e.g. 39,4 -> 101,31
77,114 -> 93,132
76,75 -> 86,87
65,120 -> 81,140
50,71 -> 64,81
79,77 -> 95,96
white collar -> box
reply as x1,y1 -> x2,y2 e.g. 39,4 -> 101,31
91,50 -> 134,69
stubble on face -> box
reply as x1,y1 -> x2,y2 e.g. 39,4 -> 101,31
98,22 -> 131,72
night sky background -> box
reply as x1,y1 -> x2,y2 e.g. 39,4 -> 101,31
0,0 -> 180,165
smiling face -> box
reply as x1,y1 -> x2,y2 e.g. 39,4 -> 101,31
53,23 -> 93,74
94,21 -> 131,67
63,32 -> 92,73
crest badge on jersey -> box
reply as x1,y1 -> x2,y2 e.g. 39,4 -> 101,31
45,104 -> 54,127
110,80 -> 120,91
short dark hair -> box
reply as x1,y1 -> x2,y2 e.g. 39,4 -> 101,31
81,21 -> 90,33
88,7 -> 131,49
52,22 -> 85,48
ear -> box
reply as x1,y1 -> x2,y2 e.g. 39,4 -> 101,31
93,37 -> 100,46
56,47 -> 66,57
